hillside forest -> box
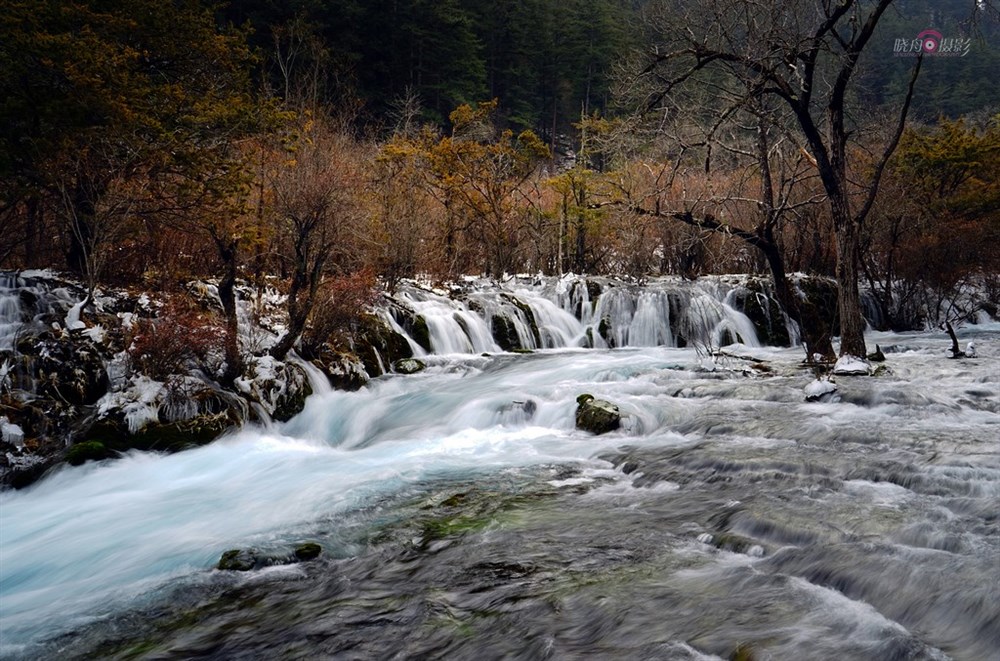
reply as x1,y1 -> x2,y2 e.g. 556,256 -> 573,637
2,0 -> 998,364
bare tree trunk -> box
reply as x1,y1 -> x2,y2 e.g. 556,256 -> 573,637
834,220 -> 867,358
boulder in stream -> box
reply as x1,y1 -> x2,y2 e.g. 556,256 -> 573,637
217,549 -> 260,571
393,358 -> 426,374
575,394 -> 621,434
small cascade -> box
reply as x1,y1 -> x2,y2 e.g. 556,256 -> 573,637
385,276 -> 765,357
590,287 -> 636,348
629,290 -> 674,347
519,294 -> 587,348
0,273 -> 27,352
379,309 -> 427,357
398,290 -> 499,354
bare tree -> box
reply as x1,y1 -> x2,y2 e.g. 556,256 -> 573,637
628,0 -> 930,358
269,116 -> 362,359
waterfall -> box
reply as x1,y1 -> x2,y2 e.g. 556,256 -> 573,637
0,279 -> 24,352
384,276 -> 764,357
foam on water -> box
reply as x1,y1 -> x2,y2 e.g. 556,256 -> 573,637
1,323 -> 997,657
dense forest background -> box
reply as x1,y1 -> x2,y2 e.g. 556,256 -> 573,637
1,0 -> 998,358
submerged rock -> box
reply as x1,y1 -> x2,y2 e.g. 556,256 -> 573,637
575,394 -> 621,434
218,543 -> 323,571
294,543 -> 323,561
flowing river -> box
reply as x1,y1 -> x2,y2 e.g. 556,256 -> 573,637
1,323 -> 998,660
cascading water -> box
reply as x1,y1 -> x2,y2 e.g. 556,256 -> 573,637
1,321 -> 997,660
384,275 -> 768,357
2,272 -> 997,660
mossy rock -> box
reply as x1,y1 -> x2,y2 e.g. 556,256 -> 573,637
730,643 -> 757,661
575,395 -> 621,435
217,549 -> 259,571
294,542 -> 322,561
409,315 -> 432,353
89,409 -> 237,455
350,314 -> 414,378
313,347 -> 369,391
66,440 -> 113,466
393,358 -> 426,374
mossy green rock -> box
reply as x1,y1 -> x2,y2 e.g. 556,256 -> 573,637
575,395 -> 621,434
294,543 -> 322,561
65,440 -> 112,466
89,410 -> 236,454
217,549 -> 258,571
408,315 -> 432,353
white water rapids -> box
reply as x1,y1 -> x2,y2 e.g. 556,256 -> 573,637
1,324 -> 998,659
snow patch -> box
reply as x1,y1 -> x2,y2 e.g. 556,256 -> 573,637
833,355 -> 871,376
805,378 -> 838,402
64,300 -> 87,330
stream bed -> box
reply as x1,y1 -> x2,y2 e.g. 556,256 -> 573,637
1,326 -> 998,660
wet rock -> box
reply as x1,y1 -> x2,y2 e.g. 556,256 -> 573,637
235,358 -> 311,422
90,385 -> 244,454
575,394 -> 621,434
503,294 -> 540,347
313,349 -> 368,391
217,549 -> 259,571
393,358 -> 426,374
598,318 -> 614,348
65,440 -> 113,466
349,313 -> 414,377
491,314 -> 520,352
294,543 -> 322,561
867,344 -> 886,362
735,278 -> 791,347
403,314 -> 432,353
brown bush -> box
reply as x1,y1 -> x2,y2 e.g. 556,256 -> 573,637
126,297 -> 224,380
301,269 -> 379,354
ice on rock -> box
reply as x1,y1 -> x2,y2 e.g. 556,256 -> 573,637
1,416 -> 25,448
